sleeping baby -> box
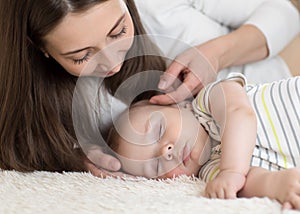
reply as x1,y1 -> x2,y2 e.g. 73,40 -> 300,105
107,73 -> 300,210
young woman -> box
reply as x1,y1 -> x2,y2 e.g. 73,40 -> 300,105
0,0 -> 298,177
0,0 -> 165,175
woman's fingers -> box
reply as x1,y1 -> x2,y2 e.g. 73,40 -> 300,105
158,61 -> 186,90
86,146 -> 121,171
85,159 -> 108,178
151,46 -> 216,105
150,70 -> 201,105
85,160 -> 131,178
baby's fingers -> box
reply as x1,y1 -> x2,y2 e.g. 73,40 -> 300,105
285,193 -> 300,210
282,202 -> 293,210
206,187 -> 227,199
205,191 -> 218,199
205,183 -> 218,198
224,188 -> 237,199
205,183 -> 238,199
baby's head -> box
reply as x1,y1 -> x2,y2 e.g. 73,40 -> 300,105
107,100 -> 211,179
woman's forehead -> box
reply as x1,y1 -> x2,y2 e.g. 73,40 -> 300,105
44,0 -> 126,51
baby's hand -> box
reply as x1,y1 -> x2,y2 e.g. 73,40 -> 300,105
205,170 -> 246,199
271,168 -> 300,210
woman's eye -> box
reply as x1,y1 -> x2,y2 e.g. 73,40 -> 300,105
73,52 -> 91,65
110,26 -> 128,39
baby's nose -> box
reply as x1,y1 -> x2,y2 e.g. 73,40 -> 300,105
161,144 -> 174,160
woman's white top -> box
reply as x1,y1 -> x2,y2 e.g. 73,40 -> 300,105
134,0 -> 300,84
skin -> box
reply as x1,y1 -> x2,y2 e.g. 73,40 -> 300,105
279,35 -> 300,76
115,78 -> 300,210
38,0 -> 300,179
239,167 -> 300,210
114,100 -> 210,179
80,79 -> 300,210
114,78 -> 257,198
35,1 -> 300,208
38,1 -> 300,208
150,25 -> 269,105
43,0 -> 134,77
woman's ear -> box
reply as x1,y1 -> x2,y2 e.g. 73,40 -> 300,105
44,52 -> 50,58
40,48 -> 50,58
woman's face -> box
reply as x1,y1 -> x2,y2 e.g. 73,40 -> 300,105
44,0 -> 134,77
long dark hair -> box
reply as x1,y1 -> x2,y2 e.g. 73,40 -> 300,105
0,0 -> 165,172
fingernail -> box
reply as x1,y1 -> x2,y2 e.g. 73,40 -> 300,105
149,98 -> 157,104
158,80 -> 167,89
110,160 -> 121,171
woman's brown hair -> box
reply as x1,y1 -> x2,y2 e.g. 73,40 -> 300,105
291,0 -> 300,11
0,0 -> 165,172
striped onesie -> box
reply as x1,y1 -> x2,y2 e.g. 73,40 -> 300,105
193,73 -> 300,182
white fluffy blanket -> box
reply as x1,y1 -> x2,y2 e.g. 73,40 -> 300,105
0,170 -> 298,214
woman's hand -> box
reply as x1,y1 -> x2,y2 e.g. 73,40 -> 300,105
84,158 -> 126,178
84,145 -> 130,178
150,45 -> 218,105
150,25 -> 268,105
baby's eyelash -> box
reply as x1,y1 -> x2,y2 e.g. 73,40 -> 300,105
110,26 -> 128,39
159,124 -> 165,139
73,52 -> 91,65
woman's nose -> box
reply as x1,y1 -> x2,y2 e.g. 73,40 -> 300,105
161,144 -> 174,160
98,49 -> 122,70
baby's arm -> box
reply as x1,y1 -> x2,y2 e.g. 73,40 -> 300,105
239,167 -> 300,210
201,159 -> 300,210
205,80 -> 257,199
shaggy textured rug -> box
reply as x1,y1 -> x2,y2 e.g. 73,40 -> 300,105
0,171 -> 298,214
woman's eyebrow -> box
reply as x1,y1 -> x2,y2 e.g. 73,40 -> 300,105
107,13 -> 126,35
60,13 -> 126,56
